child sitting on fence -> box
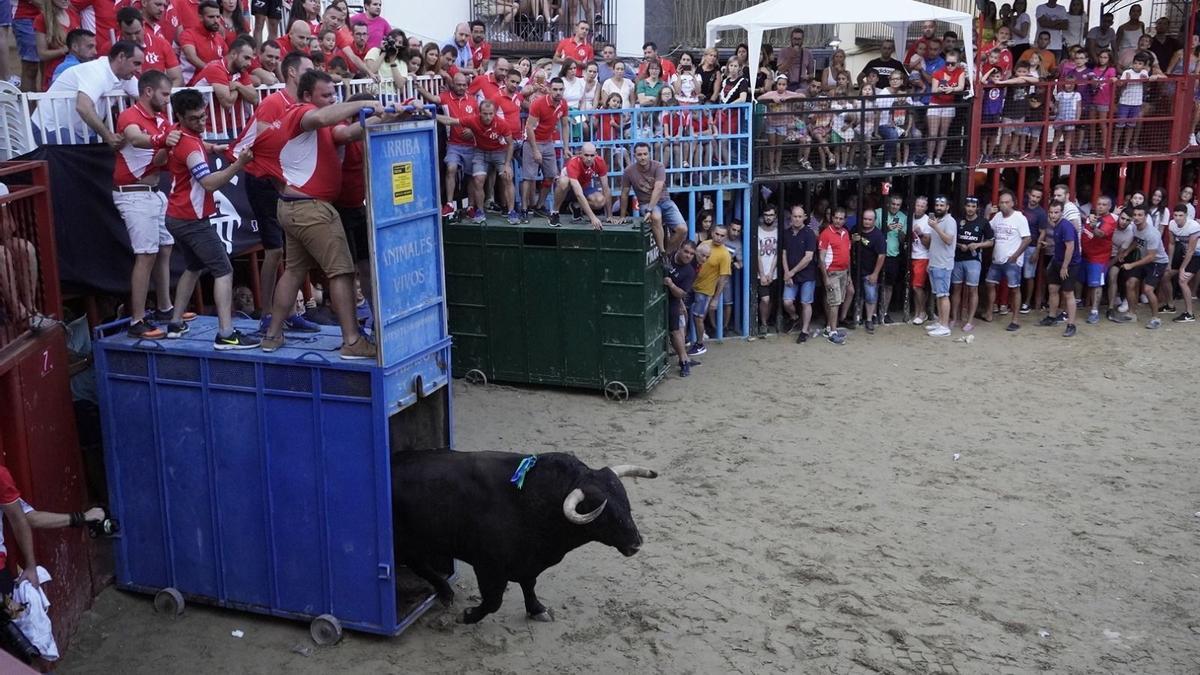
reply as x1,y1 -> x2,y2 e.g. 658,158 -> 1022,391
1050,75 -> 1082,158
758,74 -> 805,174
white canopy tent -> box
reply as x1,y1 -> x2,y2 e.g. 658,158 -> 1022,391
705,0 -> 976,97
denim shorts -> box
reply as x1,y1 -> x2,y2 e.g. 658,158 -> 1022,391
639,198 -> 686,230
986,261 -> 1022,288
690,291 -> 712,317
12,19 -> 37,63
783,279 -> 814,304
929,266 -> 952,297
1023,248 -> 1039,279
859,276 -> 879,305
952,259 -> 981,286
445,142 -> 476,172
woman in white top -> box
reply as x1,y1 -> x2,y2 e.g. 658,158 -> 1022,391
601,61 -> 635,108
674,64 -> 700,105
1064,0 -> 1087,50
1115,4 -> 1146,66
579,62 -> 601,110
559,60 -> 587,109
820,49 -> 847,92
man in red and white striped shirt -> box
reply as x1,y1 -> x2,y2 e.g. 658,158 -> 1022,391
257,70 -> 387,360
162,87 -> 258,350
113,70 -> 176,339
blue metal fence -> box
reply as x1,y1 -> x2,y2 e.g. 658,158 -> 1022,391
562,102 -> 754,339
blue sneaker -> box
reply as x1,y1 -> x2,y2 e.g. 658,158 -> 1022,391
507,209 -> 520,225
686,342 -> 706,357
679,361 -> 691,377
284,313 -> 321,333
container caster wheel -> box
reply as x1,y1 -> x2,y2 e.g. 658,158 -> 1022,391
310,614 -> 343,646
603,381 -> 629,402
153,587 -> 185,616
464,369 -> 487,385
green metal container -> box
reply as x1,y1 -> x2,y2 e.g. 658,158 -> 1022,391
445,217 -> 668,399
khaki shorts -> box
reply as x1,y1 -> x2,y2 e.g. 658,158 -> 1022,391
277,198 -> 355,278
825,270 -> 849,306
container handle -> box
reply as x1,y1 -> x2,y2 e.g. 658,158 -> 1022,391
411,374 -> 425,398
92,317 -> 132,341
132,338 -> 166,352
377,564 -> 391,580
294,351 -> 330,364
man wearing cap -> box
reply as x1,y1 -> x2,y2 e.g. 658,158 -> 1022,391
951,196 -> 992,332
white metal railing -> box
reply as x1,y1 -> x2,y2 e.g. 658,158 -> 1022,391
17,74 -> 444,151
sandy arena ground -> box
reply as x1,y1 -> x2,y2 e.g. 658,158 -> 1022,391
59,319 -> 1200,674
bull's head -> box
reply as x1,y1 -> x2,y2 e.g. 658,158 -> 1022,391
561,464 -> 658,556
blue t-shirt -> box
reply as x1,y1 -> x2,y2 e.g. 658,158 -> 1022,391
666,255 -> 697,309
921,56 -> 945,104
1023,205 -> 1049,245
1051,218 -> 1081,264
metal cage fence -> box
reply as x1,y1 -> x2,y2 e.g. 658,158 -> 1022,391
0,161 -> 56,355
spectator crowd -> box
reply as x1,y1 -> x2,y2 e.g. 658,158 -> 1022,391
8,0 -> 1200,376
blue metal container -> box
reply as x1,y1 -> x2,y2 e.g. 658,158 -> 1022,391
93,117 -> 454,642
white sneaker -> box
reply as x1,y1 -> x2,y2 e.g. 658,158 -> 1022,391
912,315 -> 926,325
4,76 -> 19,87
933,158 -> 942,165
924,322 -> 943,331
929,325 -> 951,337
1140,293 -> 1148,304
1191,133 -> 1198,146
884,161 -> 893,168
1117,300 -> 1129,313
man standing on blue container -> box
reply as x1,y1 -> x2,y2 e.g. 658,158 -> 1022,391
258,70 -> 389,360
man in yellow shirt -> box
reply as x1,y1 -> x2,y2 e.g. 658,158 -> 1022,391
689,224 -> 732,357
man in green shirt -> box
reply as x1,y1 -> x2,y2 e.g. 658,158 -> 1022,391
875,194 -> 908,324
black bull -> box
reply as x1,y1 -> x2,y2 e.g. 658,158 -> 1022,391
391,450 -> 658,624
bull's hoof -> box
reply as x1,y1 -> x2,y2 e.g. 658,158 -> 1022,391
528,609 -> 554,622
461,607 -> 485,624
436,588 -> 454,607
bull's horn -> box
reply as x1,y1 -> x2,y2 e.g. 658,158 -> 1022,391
609,465 -> 659,479
562,489 -> 607,525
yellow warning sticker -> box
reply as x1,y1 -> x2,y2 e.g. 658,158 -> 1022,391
391,162 -> 413,205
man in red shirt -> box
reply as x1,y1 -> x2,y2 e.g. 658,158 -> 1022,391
554,20 -> 593,76
249,40 -> 281,85
230,51 -> 321,334
113,70 -> 176,339
190,35 -> 259,136
345,20 -> 371,76
162,87 -> 258,349
275,18 -> 311,56
117,6 -> 181,86
438,99 -> 515,224
550,142 -> 613,229
468,19 -> 491,70
467,57 -> 508,101
420,72 -> 478,221
489,69 -> 524,142
332,91 -> 378,326
178,0 -> 225,83
319,4 -> 369,77
1081,195 -> 1117,321
141,0 -> 177,45
636,41 -> 675,80
520,77 -> 570,223
257,70 -> 387,360
818,207 -> 852,344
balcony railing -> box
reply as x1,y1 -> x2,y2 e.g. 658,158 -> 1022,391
753,92 -> 970,180
19,75 -> 445,148
972,74 -> 1194,167
563,102 -> 753,190
0,161 -> 56,355
471,0 -> 618,52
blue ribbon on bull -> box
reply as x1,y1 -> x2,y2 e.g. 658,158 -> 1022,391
510,456 -> 537,490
